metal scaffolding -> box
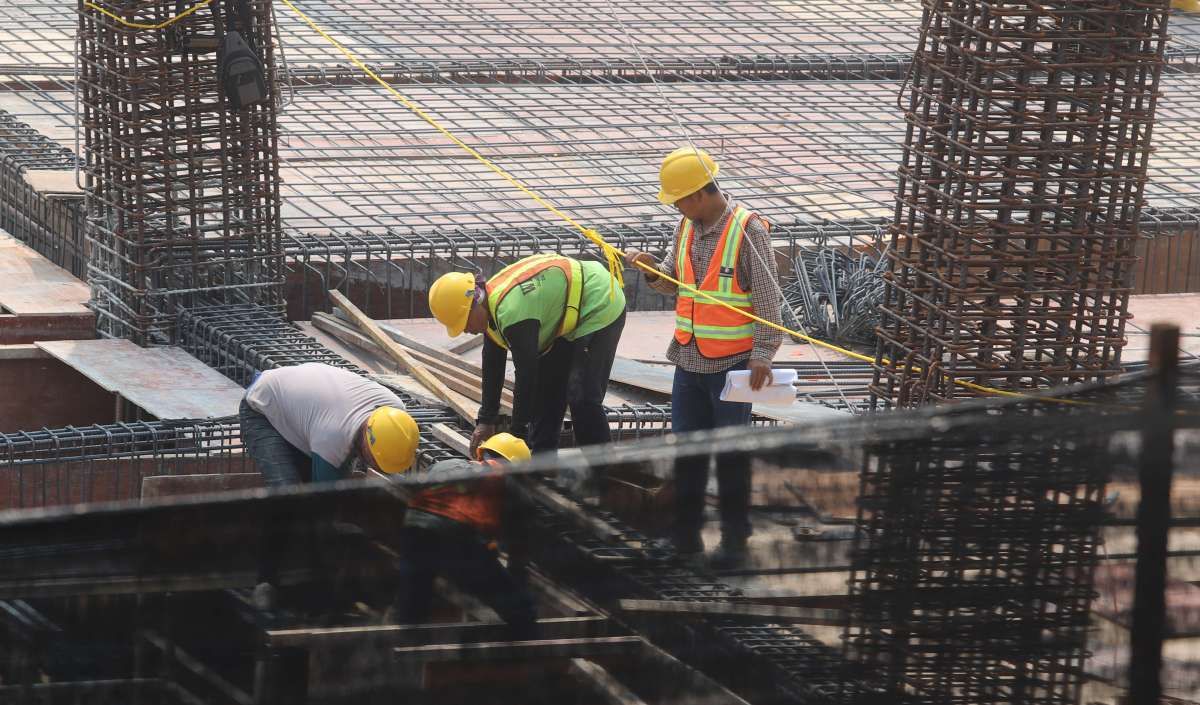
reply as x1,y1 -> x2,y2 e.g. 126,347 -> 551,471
872,0 -> 1174,407
76,0 -> 284,345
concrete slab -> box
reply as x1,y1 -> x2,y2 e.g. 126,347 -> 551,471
35,339 -> 244,420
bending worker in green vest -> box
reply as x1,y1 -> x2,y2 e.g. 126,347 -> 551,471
428,255 -> 626,457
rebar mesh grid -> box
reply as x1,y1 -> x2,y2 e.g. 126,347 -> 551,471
3,71 -> 1198,234
840,363 -> 1200,705
851,449 -> 1091,704
77,0 -> 284,345
0,418 -> 248,508
0,109 -> 86,277
271,73 -> 1198,231
871,0 -> 1174,407
9,0 -> 1200,79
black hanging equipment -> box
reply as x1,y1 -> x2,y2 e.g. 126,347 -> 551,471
217,0 -> 268,110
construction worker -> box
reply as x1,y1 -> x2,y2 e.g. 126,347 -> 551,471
428,255 -> 626,458
238,362 -> 419,484
624,147 -> 783,568
393,433 -> 538,640
238,362 -> 420,613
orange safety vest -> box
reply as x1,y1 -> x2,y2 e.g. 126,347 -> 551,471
674,206 -> 762,358
407,459 -> 505,537
483,254 -> 584,353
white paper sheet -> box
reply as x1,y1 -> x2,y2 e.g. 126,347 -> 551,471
719,368 -> 797,406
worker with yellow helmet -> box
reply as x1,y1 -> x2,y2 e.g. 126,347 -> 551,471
427,254 -> 626,458
392,432 -> 538,639
239,362 -> 420,612
624,147 -> 783,569
239,362 -> 419,483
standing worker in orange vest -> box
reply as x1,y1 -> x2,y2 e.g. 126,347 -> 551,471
427,255 -> 626,458
393,433 -> 538,640
624,147 -> 783,568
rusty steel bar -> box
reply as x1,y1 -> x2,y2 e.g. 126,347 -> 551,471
872,0 -> 1173,407
76,0 -> 284,345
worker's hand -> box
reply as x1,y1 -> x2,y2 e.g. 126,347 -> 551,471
624,250 -> 659,280
470,423 -> 498,458
748,359 -> 774,391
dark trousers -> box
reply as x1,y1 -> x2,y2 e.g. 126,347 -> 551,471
394,526 -> 538,640
239,399 -> 311,486
670,361 -> 754,550
527,311 -> 625,453
240,399 -> 313,587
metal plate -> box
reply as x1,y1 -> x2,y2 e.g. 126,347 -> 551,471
36,339 -> 245,419
0,230 -> 89,314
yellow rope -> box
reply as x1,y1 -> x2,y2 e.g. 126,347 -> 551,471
278,0 -> 625,300
83,0 -> 214,30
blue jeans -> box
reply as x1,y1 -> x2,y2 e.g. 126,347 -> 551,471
239,399 -> 311,486
670,361 -> 754,550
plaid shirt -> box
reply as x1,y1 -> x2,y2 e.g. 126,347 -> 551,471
647,202 -> 783,374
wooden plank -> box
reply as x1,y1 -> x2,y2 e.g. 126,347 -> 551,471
322,305 -> 505,412
0,344 -> 48,360
376,319 -> 466,364
0,232 -> 90,315
449,334 -> 485,355
0,313 -> 94,344
430,423 -> 471,456
317,313 -> 501,407
141,473 -> 262,500
329,291 -> 476,421
267,616 -> 609,648
569,658 -> 649,705
617,599 -> 844,626
35,339 -> 244,419
316,313 -> 516,398
392,636 -> 644,664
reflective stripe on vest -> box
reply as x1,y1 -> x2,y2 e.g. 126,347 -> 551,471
673,206 -> 757,358
484,255 -> 584,352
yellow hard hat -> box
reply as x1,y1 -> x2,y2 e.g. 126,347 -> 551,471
657,147 -> 719,205
364,406 -> 419,474
428,271 -> 478,338
476,432 -> 531,462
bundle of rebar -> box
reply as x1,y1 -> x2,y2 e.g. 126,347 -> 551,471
780,244 -> 888,349
77,0 -> 284,345
872,0 -> 1172,407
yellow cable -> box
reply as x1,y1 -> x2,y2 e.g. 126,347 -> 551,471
83,0 -> 214,30
278,0 -> 625,300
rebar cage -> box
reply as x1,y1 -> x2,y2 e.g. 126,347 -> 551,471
76,0 -> 285,345
873,0 -> 1175,407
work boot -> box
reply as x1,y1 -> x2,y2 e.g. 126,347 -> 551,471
708,535 -> 749,570
662,536 -> 705,570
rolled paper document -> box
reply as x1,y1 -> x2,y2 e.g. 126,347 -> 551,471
719,368 -> 797,406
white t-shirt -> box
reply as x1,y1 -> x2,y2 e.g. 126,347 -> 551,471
244,363 -> 404,468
